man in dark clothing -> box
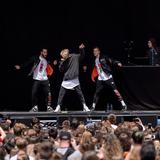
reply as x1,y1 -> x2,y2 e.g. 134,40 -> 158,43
147,38 -> 160,66
91,46 -> 127,111
54,44 -> 90,112
15,48 -> 54,112
56,131 -> 75,160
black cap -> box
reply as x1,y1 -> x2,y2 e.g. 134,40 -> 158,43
59,131 -> 71,140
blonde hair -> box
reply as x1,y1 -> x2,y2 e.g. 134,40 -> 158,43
60,49 -> 69,56
80,131 -> 92,144
102,133 -> 123,160
78,124 -> 85,134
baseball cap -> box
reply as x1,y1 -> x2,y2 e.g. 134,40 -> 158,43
59,131 -> 71,140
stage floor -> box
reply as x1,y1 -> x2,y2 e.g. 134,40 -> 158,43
0,110 -> 159,127
0,110 -> 160,119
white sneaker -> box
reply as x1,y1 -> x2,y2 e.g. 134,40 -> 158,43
29,105 -> 38,112
83,104 -> 90,112
120,100 -> 127,111
47,106 -> 54,112
54,105 -> 61,112
91,103 -> 96,111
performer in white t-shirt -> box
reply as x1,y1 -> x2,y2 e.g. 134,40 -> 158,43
15,48 -> 54,112
91,46 -> 127,111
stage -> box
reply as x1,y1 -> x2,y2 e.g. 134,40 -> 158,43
2,66 -> 160,128
0,110 -> 160,127
3,65 -> 160,111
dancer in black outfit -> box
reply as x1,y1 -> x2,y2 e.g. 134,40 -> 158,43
147,38 -> 160,66
91,46 -> 127,111
15,48 -> 54,112
54,44 -> 90,112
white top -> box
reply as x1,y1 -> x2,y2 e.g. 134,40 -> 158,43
68,150 -> 82,160
95,57 -> 112,81
57,147 -> 69,155
10,155 -> 34,160
111,124 -> 118,129
33,56 -> 48,81
62,77 -> 79,89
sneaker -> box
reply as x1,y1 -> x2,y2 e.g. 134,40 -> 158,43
29,106 -> 38,112
90,103 -> 96,111
83,104 -> 90,112
47,106 -> 54,112
90,107 -> 95,111
121,105 -> 127,111
54,105 -> 61,112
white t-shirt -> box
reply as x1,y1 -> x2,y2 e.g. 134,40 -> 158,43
62,77 -> 79,89
68,150 -> 82,160
111,124 -> 118,130
33,56 -> 48,81
10,155 -> 34,160
95,58 -> 112,81
56,147 -> 69,155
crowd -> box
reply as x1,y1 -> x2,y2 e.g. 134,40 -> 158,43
0,114 -> 159,160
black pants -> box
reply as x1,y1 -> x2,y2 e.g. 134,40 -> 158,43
57,85 -> 86,106
93,78 -> 122,104
32,80 -> 51,107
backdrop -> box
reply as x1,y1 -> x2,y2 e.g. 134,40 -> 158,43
2,0 -> 160,110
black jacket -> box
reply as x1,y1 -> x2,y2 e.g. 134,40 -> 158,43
148,48 -> 160,65
91,54 -> 120,82
21,55 -> 49,76
98,55 -> 120,75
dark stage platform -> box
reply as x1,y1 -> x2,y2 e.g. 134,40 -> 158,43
4,66 -> 160,111
116,66 -> 160,110
0,110 -> 160,127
